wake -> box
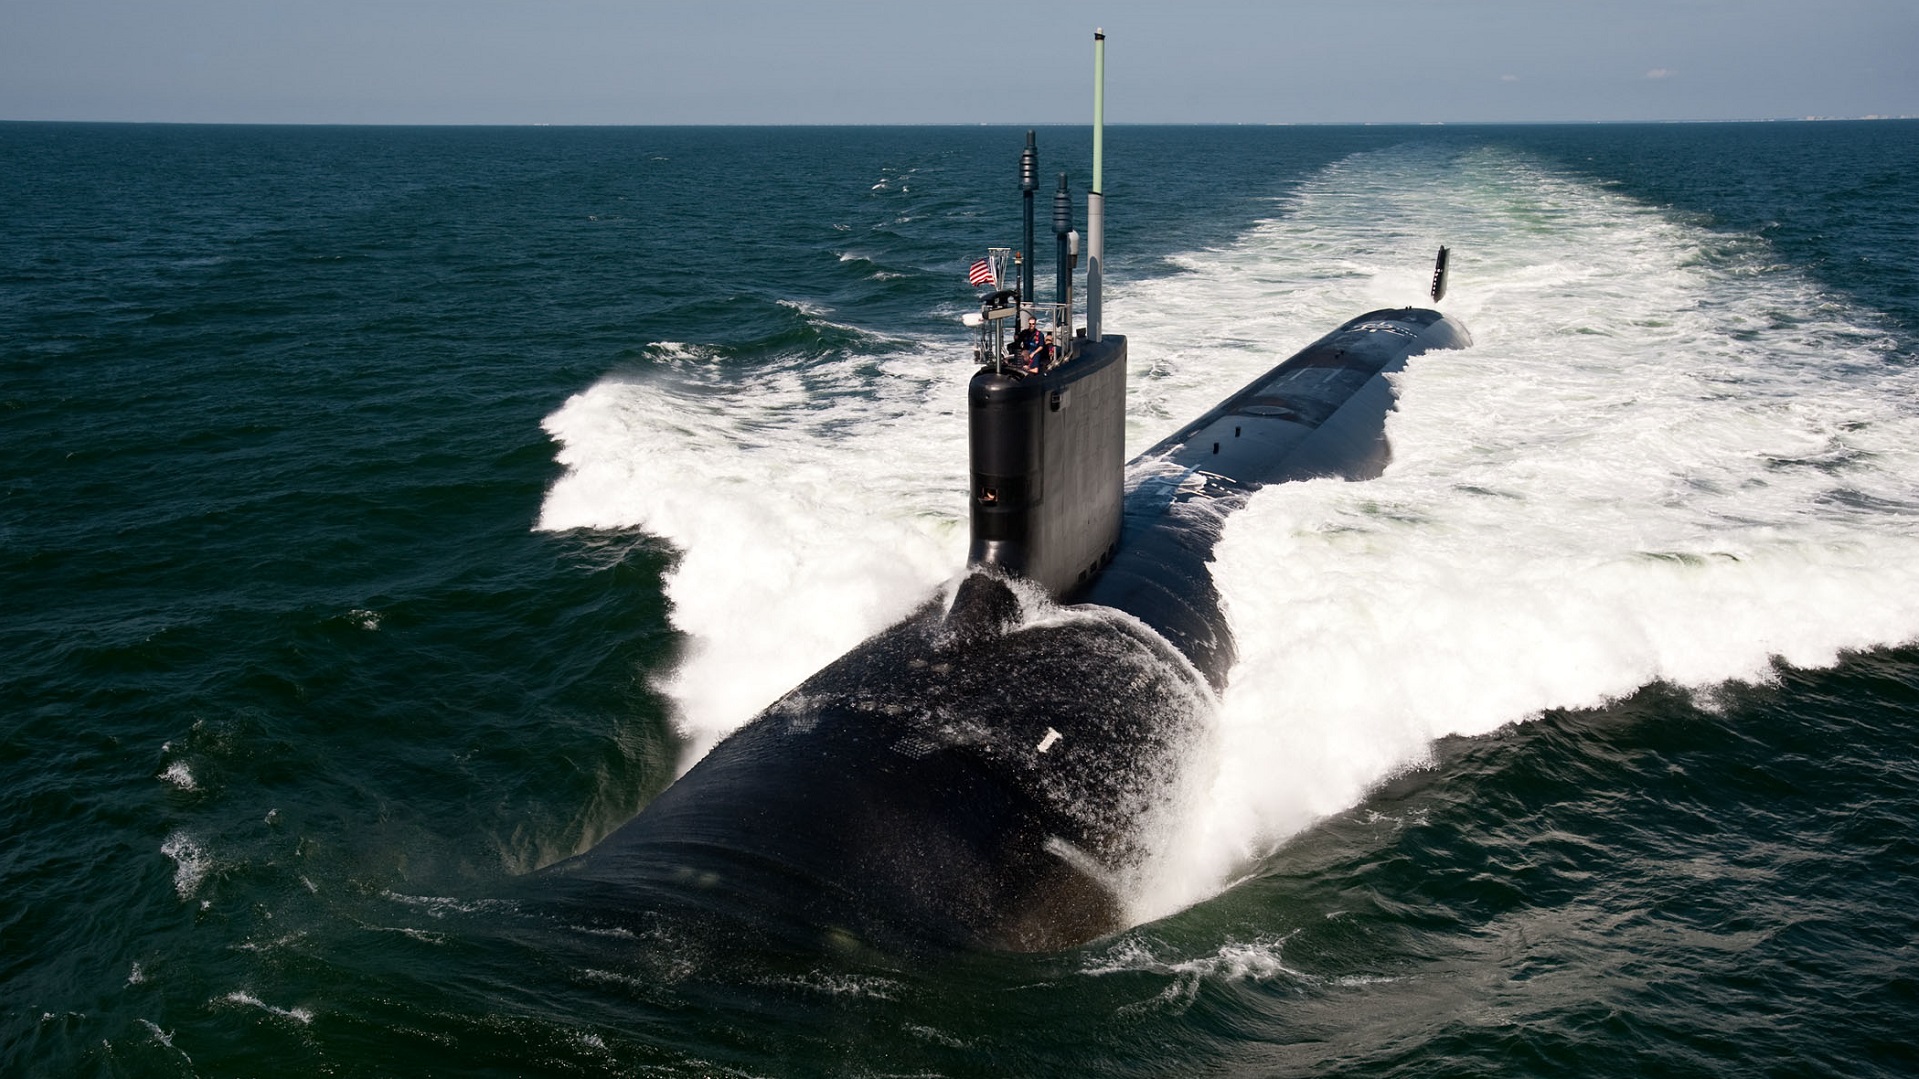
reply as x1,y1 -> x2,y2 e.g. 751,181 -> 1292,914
539,143 -> 1919,923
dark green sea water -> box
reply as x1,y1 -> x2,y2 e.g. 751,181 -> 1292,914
4,121 -> 1918,1077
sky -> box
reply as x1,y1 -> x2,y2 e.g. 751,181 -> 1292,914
3,0 -> 1914,125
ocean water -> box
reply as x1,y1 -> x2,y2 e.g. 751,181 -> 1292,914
3,120 -> 1917,1077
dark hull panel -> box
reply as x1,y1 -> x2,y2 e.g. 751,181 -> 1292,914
1137,308 -> 1469,486
1077,308 -> 1470,688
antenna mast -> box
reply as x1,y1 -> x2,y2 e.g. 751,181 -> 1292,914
1086,28 -> 1106,342
1020,131 -> 1037,303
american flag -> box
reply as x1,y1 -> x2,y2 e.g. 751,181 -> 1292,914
968,258 -> 996,287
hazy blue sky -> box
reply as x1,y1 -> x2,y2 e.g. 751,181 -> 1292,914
4,0 -> 1914,125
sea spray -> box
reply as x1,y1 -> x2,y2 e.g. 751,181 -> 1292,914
540,142 -> 1919,925
1144,145 -> 1919,914
539,338 -> 971,762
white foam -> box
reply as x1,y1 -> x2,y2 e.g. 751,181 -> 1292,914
757,970 -> 903,1000
137,1018 -> 172,1045
1135,144 -> 1919,915
217,991 -> 314,1025
235,931 -> 309,954
160,831 -> 210,901
574,1032 -> 610,1053
1086,934 -> 1307,1011
159,761 -> 195,791
138,1017 -> 196,1068
378,890 -> 507,917
368,925 -> 447,944
539,142 -> 1919,922
539,339 -> 970,761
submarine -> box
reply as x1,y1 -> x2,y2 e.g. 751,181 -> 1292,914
536,32 -> 1470,954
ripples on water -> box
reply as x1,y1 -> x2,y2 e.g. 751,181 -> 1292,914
3,121 -> 1917,1076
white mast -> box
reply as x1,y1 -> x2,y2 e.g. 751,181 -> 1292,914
1086,29 -> 1106,342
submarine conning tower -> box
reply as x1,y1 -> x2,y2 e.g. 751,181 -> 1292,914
966,331 -> 1127,597
962,90 -> 1126,599
963,34 -> 1124,599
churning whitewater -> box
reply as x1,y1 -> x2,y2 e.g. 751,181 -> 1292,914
538,143 -> 1919,927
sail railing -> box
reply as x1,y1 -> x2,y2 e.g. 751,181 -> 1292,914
971,300 -> 1072,376
1025,301 -> 1073,371
966,242 -> 1075,374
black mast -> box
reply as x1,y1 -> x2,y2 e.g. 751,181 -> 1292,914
1020,131 -> 1037,302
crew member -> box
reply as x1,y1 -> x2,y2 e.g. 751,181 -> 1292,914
1013,314 -> 1048,373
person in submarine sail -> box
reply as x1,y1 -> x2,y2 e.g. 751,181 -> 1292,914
963,251 -> 1058,378
531,32 -> 1471,955
1013,313 -> 1050,372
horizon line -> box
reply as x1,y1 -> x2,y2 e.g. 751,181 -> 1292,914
4,115 -> 1916,129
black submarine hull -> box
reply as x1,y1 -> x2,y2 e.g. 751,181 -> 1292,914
539,586 -> 1213,953
537,308 -> 1469,953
